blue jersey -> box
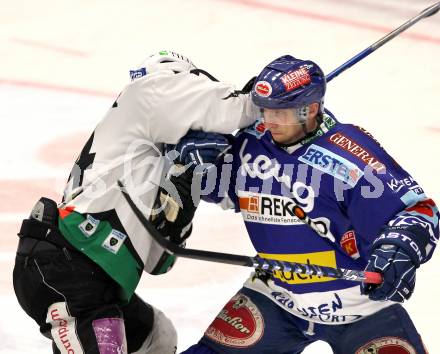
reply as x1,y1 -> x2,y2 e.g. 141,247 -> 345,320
203,110 -> 439,324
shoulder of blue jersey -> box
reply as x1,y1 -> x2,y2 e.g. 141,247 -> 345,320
297,124 -> 394,186
325,124 -> 390,174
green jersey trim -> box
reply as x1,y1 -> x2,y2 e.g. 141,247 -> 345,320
300,113 -> 337,146
58,211 -> 142,300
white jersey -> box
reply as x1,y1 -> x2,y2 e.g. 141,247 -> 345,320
58,66 -> 258,299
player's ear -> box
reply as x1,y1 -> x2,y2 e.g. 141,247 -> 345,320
308,103 -> 320,120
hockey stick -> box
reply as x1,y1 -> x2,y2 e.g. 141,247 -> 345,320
326,2 -> 440,82
117,180 -> 383,284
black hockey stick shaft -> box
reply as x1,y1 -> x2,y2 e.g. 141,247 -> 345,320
326,2 -> 440,82
118,180 -> 382,284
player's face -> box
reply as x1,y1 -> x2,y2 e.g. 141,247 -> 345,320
262,108 -> 306,144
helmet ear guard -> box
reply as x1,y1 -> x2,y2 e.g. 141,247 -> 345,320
296,105 -> 309,124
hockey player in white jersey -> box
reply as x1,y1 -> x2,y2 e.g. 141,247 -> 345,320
13,50 -> 258,354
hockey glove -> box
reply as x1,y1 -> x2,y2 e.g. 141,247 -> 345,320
149,167 -> 198,275
151,167 -> 197,244
361,227 -> 429,302
361,244 -> 416,302
164,130 -> 231,172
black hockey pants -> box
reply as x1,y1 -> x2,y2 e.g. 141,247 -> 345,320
13,235 -> 154,353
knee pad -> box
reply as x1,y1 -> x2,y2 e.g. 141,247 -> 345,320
131,305 -> 177,354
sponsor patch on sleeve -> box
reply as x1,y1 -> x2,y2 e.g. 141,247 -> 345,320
386,176 -> 424,196
340,230 -> 360,259
328,132 -> 386,172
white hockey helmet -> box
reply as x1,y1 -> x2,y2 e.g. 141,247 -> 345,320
130,50 -> 196,80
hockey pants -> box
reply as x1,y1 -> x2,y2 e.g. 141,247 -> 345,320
13,236 -> 177,354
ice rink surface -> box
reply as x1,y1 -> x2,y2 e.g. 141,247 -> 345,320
1,0 -> 439,352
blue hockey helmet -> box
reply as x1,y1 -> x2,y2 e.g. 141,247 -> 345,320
251,55 -> 326,110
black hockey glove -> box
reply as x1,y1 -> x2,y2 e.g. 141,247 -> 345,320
150,167 -> 197,244
149,167 -> 199,275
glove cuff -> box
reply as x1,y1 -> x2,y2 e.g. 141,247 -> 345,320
373,226 -> 430,267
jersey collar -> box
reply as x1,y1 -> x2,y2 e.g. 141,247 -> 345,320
278,111 -> 338,154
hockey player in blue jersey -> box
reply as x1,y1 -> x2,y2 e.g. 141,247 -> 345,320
169,55 -> 439,353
